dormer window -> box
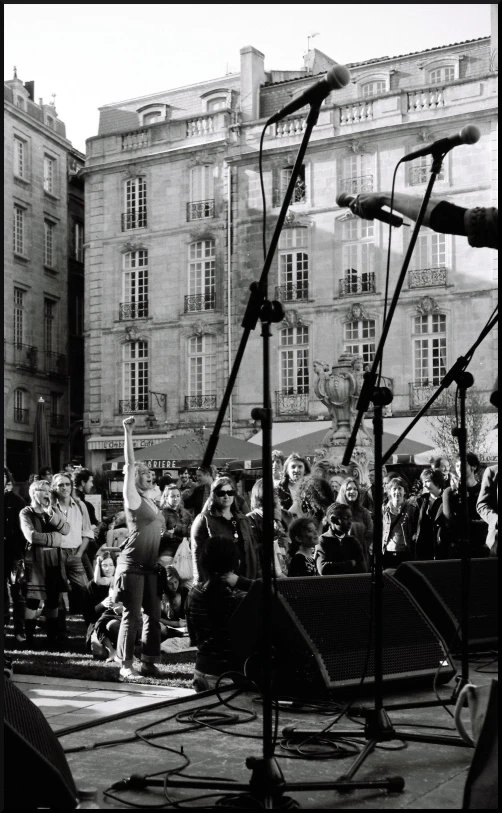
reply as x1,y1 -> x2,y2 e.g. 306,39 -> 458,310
361,81 -> 386,98
421,57 -> 461,85
143,112 -> 161,125
16,96 -> 25,110
207,97 -> 227,112
46,115 -> 54,129
201,88 -> 231,113
429,66 -> 455,84
355,71 -> 391,99
138,104 -> 168,126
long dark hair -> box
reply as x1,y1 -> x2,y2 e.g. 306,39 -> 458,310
206,476 -> 240,516
279,454 -> 311,488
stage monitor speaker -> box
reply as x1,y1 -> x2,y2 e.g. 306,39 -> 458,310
392,559 -> 498,650
229,574 -> 456,697
4,678 -> 78,809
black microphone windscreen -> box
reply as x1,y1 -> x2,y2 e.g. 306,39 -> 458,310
326,63 -> 351,90
336,192 -> 353,207
460,125 -> 481,145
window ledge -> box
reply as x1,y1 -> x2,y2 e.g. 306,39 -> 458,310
44,265 -> 59,275
14,175 -> 31,187
43,190 -> 60,202
13,252 -> 30,263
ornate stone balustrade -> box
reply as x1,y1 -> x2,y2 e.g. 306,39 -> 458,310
186,115 -> 215,137
339,100 -> 373,125
407,86 -> 445,112
121,129 -> 151,150
409,267 -> 447,288
274,116 -> 307,137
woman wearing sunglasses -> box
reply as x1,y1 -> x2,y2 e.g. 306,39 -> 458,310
191,476 -> 260,585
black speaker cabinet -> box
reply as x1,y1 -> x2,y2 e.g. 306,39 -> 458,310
229,574 -> 456,697
4,678 -> 78,809
392,558 -> 498,649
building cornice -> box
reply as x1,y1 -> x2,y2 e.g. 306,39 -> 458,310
81,138 -> 229,177
4,100 -> 73,150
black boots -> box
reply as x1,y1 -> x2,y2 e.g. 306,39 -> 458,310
24,619 -> 37,647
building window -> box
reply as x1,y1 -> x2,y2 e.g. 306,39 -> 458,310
413,313 -> 447,386
207,97 -> 227,111
44,299 -> 55,353
44,220 -> 55,266
14,389 -> 29,424
408,153 -> 445,185
280,326 -> 310,394
74,294 -> 84,336
188,334 -> 216,397
50,392 -> 63,427
143,112 -> 161,125
343,319 -> 376,365
123,177 -> 147,230
75,222 -> 84,262
16,96 -> 25,110
361,80 -> 386,97
277,227 -> 309,301
122,250 -> 149,318
339,154 -> 373,195
273,165 -> 306,207
13,205 -> 25,254
187,239 -> 216,310
411,229 -> 447,270
46,115 -> 54,129
341,218 -> 375,295
14,137 -> 25,178
429,66 -> 455,84
14,288 -> 24,345
123,341 -> 149,411
43,155 -> 55,194
187,165 -> 215,220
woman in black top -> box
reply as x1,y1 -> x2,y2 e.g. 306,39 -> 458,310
442,453 -> 489,557
287,517 -> 318,577
414,469 -> 445,560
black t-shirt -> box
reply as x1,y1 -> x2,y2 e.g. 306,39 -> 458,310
287,552 -> 317,577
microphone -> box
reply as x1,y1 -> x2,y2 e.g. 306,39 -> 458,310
267,64 -> 351,125
401,124 -> 480,163
336,192 -> 404,228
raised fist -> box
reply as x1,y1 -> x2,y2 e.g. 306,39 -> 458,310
123,416 -> 135,431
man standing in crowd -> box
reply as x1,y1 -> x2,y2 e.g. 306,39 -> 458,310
184,465 -> 215,518
4,468 -> 27,642
52,472 -> 93,631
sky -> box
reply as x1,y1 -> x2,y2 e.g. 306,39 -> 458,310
4,4 -> 493,153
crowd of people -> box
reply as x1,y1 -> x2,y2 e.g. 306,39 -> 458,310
3,423 -> 498,691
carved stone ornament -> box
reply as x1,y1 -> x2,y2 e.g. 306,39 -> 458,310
188,152 -> 215,167
122,325 -> 148,343
123,164 -> 144,179
282,309 -> 307,328
416,295 -> 439,315
89,413 -> 101,426
188,321 -> 217,338
121,240 -> 147,254
346,303 -> 370,321
417,129 -> 433,144
347,139 -> 369,155
189,227 -> 215,242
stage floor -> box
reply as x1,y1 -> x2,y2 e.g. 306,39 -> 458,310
14,654 -> 497,809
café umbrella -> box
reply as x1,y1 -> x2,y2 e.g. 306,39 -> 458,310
32,397 -> 51,473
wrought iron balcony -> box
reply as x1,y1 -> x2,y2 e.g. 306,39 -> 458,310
185,394 -> 217,411
184,292 -> 216,312
339,273 -> 376,296
121,211 -> 147,231
119,301 -> 149,320
14,407 -> 30,424
118,398 -> 149,414
45,352 -> 67,376
273,178 -> 306,208
14,343 -> 38,370
409,383 -> 448,410
409,267 -> 447,288
408,165 -> 445,185
276,390 -> 310,415
338,175 -> 373,195
186,199 -> 215,221
51,413 -> 66,429
275,284 -> 309,302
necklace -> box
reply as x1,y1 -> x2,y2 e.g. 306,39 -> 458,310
230,518 -> 239,539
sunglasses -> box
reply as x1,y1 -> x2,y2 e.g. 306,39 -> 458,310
215,489 -> 235,497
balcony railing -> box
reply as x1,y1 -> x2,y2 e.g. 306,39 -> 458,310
186,115 -> 215,137
274,116 -> 307,138
50,413 -> 66,429
13,343 -> 38,370
409,267 -> 447,288
275,284 -> 309,302
186,199 -> 215,221
339,273 -> 376,296
184,292 -> 216,312
409,165 -> 445,185
121,129 -> 151,150
407,86 -> 445,112
119,301 -> 149,320
118,398 -> 149,414
338,175 -> 374,195
339,100 -> 373,125
409,383 -> 449,410
45,351 -> 67,377
185,394 -> 217,411
14,407 -> 30,424
121,211 -> 147,231
276,390 -> 310,415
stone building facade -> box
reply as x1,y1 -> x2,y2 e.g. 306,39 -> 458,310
4,72 -> 85,480
83,29 -> 498,469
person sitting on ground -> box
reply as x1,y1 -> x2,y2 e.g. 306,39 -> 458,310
159,565 -> 189,640
336,477 -> 373,569
246,479 -> 289,578
85,554 -> 123,662
382,477 -> 418,571
276,454 -> 311,515
159,484 -> 192,565
442,453 -> 490,558
414,469 -> 445,560
287,517 -> 318,577
191,476 -> 260,584
316,504 -> 366,575
19,480 -> 70,648
476,463 -> 498,557
186,534 -> 254,692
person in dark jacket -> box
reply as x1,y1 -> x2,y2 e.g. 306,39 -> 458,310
317,504 -> 366,575
414,469 -> 445,560
186,535 -> 253,691
183,465 -> 215,518
4,467 -> 27,641
442,453 -> 489,558
287,517 -> 318,577
276,454 -> 311,514
159,484 -> 192,562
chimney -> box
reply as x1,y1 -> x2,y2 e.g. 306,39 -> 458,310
240,46 -> 265,121
39,98 -> 43,107
491,3 -> 498,71
24,81 -> 34,101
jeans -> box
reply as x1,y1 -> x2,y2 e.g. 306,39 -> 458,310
113,571 -> 161,665
59,549 -> 89,612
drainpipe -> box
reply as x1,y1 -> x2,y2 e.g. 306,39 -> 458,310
227,162 -> 233,435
